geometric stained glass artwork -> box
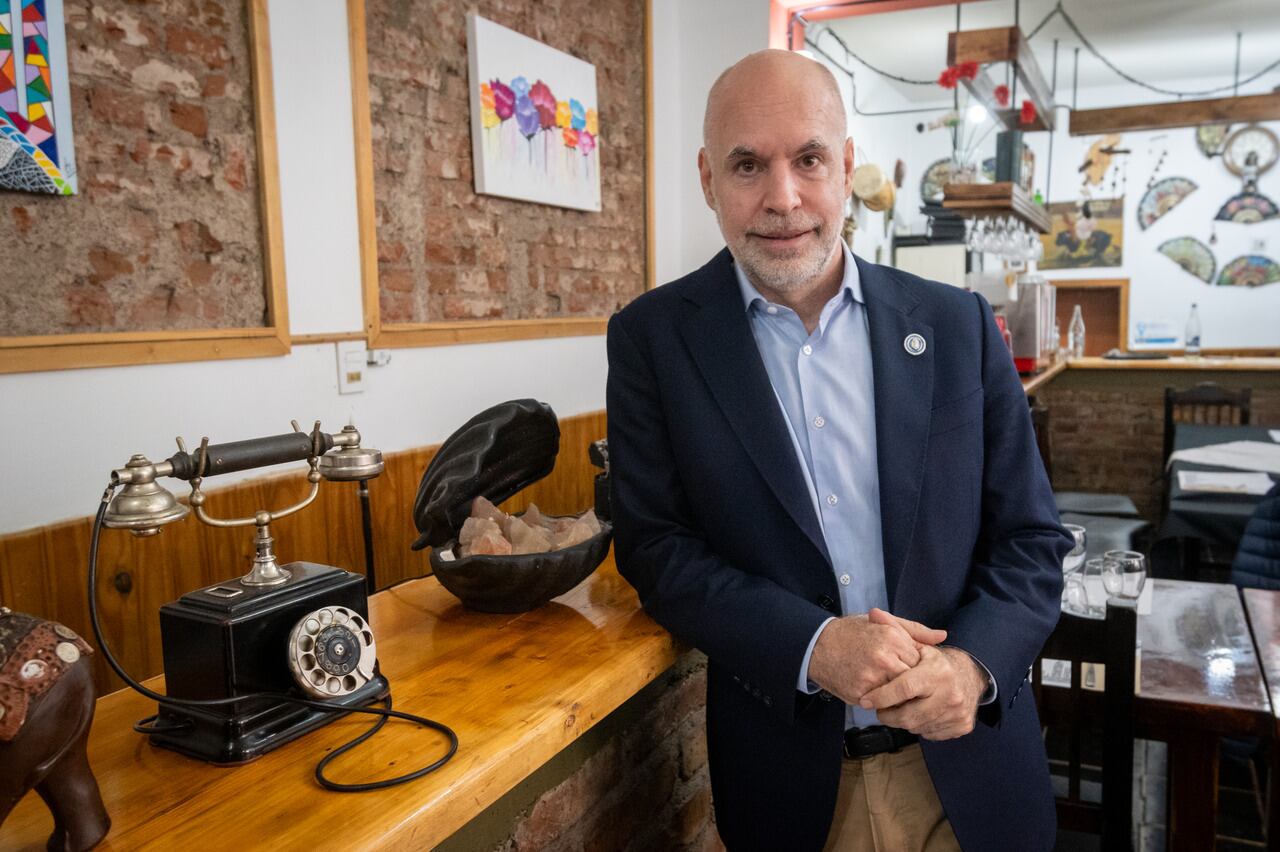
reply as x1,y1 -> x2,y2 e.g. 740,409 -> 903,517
1217,255 -> 1280,288
1214,192 -> 1280,224
0,0 -> 77,194
1157,237 -> 1216,284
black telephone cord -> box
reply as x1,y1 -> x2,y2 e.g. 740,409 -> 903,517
87,484 -> 458,792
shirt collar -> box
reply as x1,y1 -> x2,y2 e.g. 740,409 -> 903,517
734,240 -> 863,314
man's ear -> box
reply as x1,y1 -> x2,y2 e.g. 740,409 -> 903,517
842,136 -> 856,198
698,148 -> 717,211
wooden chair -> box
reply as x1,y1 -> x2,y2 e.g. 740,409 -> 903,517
1162,382 -> 1252,467
1034,599 -> 1138,850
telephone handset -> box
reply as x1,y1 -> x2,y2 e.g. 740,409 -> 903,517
88,421 -> 456,789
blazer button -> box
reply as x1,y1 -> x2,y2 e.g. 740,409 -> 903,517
818,595 -> 836,612
819,689 -> 834,702
763,695 -> 773,708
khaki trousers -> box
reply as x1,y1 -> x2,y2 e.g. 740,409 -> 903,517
822,744 -> 962,852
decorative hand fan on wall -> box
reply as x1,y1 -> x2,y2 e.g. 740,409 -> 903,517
1157,237 -> 1215,284
1137,177 -> 1197,230
1217,255 -> 1280,288
1215,193 -> 1279,224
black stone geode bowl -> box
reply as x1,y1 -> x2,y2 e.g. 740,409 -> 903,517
427,519 -> 613,614
411,399 -> 612,613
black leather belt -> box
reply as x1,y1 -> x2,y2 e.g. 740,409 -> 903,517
843,725 -> 918,759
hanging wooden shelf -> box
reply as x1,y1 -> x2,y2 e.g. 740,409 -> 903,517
1069,93 -> 1280,136
948,26 -> 1055,132
941,182 -> 1051,234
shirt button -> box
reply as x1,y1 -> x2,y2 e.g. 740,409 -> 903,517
766,306 -> 779,315
827,494 -> 838,506
839,574 -> 851,586
802,344 -> 813,356
813,416 -> 825,429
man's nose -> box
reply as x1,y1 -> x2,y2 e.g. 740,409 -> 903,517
762,166 -> 802,214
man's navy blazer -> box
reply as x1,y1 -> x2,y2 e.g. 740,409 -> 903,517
606,249 -> 1072,851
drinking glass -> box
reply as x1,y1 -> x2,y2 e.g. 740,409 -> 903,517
1081,557 -> 1107,617
1103,550 -> 1147,600
1062,524 -> 1087,575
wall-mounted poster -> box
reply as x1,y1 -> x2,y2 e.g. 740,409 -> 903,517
466,13 -> 600,212
0,0 -> 76,194
1038,198 -> 1124,270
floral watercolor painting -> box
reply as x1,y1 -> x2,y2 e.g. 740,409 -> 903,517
467,14 -> 600,212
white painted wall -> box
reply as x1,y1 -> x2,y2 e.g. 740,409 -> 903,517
649,0 -> 770,285
0,0 -> 607,534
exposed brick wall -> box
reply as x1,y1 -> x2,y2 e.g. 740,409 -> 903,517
364,0 -> 646,323
1034,370 -> 1280,521
1,0 -> 267,336
441,655 -> 722,852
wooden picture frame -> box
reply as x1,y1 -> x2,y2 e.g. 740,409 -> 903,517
346,0 -> 651,350
0,0 -> 290,374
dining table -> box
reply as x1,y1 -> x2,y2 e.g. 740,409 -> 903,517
1160,423 -> 1280,564
1058,578 -> 1274,851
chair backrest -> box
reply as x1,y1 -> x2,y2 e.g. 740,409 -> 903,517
1029,394 -> 1053,485
1033,599 -> 1138,849
1162,382 -> 1253,464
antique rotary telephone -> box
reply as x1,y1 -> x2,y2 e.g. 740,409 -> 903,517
88,421 -> 457,789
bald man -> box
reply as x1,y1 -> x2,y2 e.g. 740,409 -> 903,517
606,50 -> 1070,851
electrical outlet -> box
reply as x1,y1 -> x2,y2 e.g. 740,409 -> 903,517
336,340 -> 367,394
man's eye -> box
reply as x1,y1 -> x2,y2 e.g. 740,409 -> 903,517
800,154 -> 820,168
737,161 -> 758,174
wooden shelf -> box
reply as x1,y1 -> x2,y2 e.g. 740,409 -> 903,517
941,181 -> 1051,233
1070,93 -> 1280,136
948,26 -> 1054,132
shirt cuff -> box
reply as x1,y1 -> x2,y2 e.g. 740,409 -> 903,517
948,647 -> 998,705
797,617 -> 837,693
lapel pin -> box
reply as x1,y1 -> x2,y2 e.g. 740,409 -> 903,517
903,333 -> 927,356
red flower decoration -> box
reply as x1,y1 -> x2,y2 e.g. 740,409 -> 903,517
957,61 -> 979,81
1020,99 -> 1037,124
937,66 -> 961,89
994,84 -> 1010,107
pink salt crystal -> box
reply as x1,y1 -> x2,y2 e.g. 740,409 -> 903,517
554,519 -> 595,550
471,496 -> 508,524
469,529 -> 513,556
508,516 -> 552,555
521,503 -> 547,529
577,509 -> 602,535
459,516 -> 501,545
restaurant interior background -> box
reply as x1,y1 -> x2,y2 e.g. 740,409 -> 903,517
1,0 -> 1278,850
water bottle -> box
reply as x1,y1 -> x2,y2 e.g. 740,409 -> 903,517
1185,303 -> 1202,358
1068,305 -> 1086,359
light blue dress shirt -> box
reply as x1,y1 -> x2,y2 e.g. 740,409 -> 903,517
735,244 -> 993,730
734,243 -> 887,729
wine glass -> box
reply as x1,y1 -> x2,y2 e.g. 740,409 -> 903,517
1062,524 -> 1087,575
1103,550 -> 1147,600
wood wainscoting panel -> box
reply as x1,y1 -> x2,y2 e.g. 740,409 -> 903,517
0,410 -> 607,694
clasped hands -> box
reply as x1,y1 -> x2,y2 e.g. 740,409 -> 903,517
807,608 -> 986,741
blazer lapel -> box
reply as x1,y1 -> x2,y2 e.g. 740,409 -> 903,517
857,257 -> 934,607
678,252 -> 832,567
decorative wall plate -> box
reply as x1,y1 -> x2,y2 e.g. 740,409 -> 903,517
1217,255 -> 1280,288
920,158 -> 954,203
1138,177 -> 1198,230
1196,123 -> 1231,158
1215,192 -> 1280,224
1157,237 -> 1216,284
1223,125 -> 1278,177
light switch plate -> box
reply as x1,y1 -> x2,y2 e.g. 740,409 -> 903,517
336,340 -> 367,394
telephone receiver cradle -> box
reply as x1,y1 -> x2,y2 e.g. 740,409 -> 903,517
103,422 -> 390,764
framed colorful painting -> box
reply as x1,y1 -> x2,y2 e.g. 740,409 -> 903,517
0,0 -> 76,194
466,13 -> 601,212
1038,198 -> 1124,270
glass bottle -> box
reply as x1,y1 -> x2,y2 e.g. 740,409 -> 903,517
1068,305 -> 1086,359
1185,303 -> 1202,359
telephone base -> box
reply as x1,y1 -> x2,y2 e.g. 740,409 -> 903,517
154,561 -> 388,765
